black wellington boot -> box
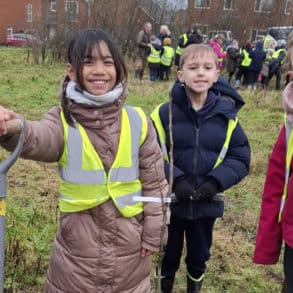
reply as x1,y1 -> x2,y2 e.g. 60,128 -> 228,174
161,276 -> 175,293
187,274 -> 203,293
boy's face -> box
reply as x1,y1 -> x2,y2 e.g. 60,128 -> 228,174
67,41 -> 117,96
177,52 -> 219,97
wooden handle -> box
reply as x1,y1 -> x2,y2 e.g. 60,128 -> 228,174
6,119 -> 22,135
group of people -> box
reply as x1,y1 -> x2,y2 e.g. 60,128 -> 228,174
134,23 -> 204,82
134,23 -> 174,81
135,22 -> 290,92
0,26 -> 292,293
227,30 -> 288,91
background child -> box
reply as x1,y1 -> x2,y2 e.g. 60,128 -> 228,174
234,40 -> 252,89
160,37 -> 174,81
0,29 -> 169,292
146,35 -> 162,81
151,44 -> 250,292
253,32 -> 293,292
209,33 -> 227,71
247,40 -> 266,90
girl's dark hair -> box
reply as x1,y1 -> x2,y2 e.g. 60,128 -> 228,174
62,29 -> 127,125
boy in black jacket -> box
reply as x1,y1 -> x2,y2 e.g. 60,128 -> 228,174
151,44 -> 250,292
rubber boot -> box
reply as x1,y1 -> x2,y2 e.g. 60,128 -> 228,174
187,274 -> 203,293
161,276 -> 174,293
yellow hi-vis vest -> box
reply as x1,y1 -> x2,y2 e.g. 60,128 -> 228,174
218,47 -> 224,64
278,118 -> 293,222
271,48 -> 286,64
161,46 -> 174,66
176,33 -> 188,55
240,48 -> 252,67
150,104 -> 238,167
147,45 -> 161,64
59,106 -> 148,217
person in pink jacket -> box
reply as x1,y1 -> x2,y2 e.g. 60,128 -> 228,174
209,34 -> 227,70
253,33 -> 293,292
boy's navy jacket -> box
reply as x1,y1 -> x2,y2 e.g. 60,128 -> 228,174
154,77 -> 250,219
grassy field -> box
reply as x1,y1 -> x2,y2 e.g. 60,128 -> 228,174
0,47 -> 287,292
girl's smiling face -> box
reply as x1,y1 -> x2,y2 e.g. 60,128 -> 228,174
67,41 -> 117,96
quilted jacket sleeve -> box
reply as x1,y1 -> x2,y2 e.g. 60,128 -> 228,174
208,121 -> 250,190
0,107 -> 64,162
139,118 -> 169,252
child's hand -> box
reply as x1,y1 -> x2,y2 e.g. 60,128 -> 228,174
141,247 -> 153,257
0,106 -> 17,135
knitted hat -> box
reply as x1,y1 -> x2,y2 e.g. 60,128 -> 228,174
163,37 -> 171,46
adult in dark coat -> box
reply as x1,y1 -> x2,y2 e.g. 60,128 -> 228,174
175,24 -> 203,67
156,24 -> 171,45
226,39 -> 239,83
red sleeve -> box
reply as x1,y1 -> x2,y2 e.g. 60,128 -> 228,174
253,126 -> 285,264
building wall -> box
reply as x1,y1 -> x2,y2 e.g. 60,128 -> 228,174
187,0 -> 293,42
0,0 -> 42,44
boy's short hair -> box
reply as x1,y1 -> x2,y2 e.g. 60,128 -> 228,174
179,44 -> 218,69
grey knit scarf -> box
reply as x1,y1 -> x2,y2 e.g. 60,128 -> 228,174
66,81 -> 124,107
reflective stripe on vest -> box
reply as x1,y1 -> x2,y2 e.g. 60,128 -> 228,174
272,48 -> 286,65
218,48 -> 224,63
161,46 -> 174,66
59,106 -> 147,217
240,48 -> 252,67
150,104 -> 168,161
150,104 -> 238,168
147,45 -> 161,64
278,118 -> 293,222
176,33 -> 188,55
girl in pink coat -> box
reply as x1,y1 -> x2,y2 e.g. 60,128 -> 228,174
209,34 -> 227,70
253,33 -> 293,292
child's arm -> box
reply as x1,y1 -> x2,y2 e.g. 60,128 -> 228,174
138,119 -> 169,253
207,122 -> 250,190
0,106 -> 64,162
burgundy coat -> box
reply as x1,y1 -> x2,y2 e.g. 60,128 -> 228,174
253,126 -> 293,264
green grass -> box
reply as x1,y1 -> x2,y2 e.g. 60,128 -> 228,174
0,47 -> 287,292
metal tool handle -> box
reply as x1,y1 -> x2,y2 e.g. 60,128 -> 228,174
0,119 -> 24,293
0,119 -> 25,178
5,119 -> 23,135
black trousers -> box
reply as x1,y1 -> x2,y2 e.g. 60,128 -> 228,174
161,216 -> 215,279
284,244 -> 293,292
266,67 -> 281,90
